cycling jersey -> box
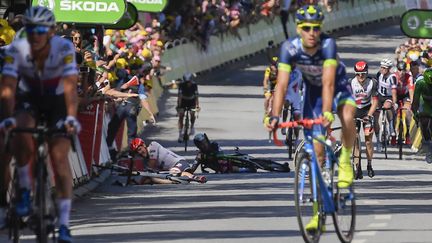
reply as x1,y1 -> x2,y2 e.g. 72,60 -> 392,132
413,78 -> 432,116
264,65 -> 278,91
3,36 -> 77,96
178,82 -> 198,100
376,72 -> 397,97
147,141 -> 185,170
278,34 -> 354,136
395,71 -> 414,97
350,76 -> 378,109
285,67 -> 302,112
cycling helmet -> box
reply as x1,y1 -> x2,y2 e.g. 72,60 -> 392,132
193,133 -> 210,151
396,61 -> 407,71
354,61 -> 368,73
23,6 -> 56,27
424,68 -> 432,85
380,58 -> 393,68
295,5 -> 324,24
130,138 -> 145,152
183,72 -> 193,82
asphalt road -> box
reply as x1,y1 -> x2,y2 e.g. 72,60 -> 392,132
3,22 -> 432,243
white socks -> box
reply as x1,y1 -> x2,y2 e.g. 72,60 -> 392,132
58,199 -> 72,227
18,164 -> 31,190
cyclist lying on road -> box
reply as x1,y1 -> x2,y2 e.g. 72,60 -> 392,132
129,138 -> 206,184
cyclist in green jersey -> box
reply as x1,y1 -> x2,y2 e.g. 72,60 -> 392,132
411,68 -> 432,163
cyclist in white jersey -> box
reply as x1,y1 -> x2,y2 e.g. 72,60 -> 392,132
374,58 -> 397,150
0,7 -> 79,242
129,138 -> 205,183
282,67 -> 303,139
350,61 -> 378,179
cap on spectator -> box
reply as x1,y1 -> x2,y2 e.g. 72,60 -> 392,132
105,29 -> 114,36
141,48 -> 152,59
140,30 -> 148,36
116,58 -> 128,69
0,25 -> 15,45
156,40 -> 164,47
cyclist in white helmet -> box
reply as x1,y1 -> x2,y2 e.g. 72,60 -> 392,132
374,58 -> 398,151
0,6 -> 79,242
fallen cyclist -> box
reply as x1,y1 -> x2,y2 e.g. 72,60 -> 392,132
193,133 -> 290,173
128,138 -> 206,184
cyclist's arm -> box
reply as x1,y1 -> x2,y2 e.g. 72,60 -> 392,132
322,60 -> 337,114
390,76 -> 397,104
408,75 -> 414,103
0,75 -> 17,119
272,66 -> 290,117
194,84 -> 199,108
369,79 -> 379,117
63,75 -> 79,117
177,86 -> 182,108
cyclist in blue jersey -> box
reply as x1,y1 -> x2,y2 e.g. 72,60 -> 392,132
0,7 -> 79,242
267,4 -> 356,232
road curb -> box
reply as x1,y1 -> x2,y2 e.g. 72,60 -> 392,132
72,169 -> 111,200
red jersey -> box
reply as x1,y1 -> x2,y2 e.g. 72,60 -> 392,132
395,71 -> 414,96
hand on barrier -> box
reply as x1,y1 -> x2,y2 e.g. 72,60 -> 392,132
64,116 -> 82,134
0,117 -> 16,133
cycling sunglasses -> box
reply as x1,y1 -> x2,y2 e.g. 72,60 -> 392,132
25,25 -> 50,35
355,72 -> 367,76
299,24 -> 322,33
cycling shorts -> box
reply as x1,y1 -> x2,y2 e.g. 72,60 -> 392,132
303,80 -> 355,138
355,105 -> 374,133
179,99 -> 197,110
397,93 -> 410,103
15,94 -> 67,128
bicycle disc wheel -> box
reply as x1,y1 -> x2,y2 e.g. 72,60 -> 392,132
333,163 -> 356,243
294,155 -> 324,243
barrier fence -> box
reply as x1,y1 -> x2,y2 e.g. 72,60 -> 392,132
70,0 -> 409,187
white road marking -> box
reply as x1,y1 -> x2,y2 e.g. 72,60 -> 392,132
357,231 -> 377,236
368,222 -> 388,228
352,239 -> 367,243
374,214 -> 392,220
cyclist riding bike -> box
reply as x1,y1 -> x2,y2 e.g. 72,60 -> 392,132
281,66 -> 303,141
350,61 -> 378,178
394,61 -> 414,145
374,58 -> 398,150
263,56 -> 279,116
0,6 -> 80,242
177,73 -> 199,142
411,68 -> 432,163
267,4 -> 356,232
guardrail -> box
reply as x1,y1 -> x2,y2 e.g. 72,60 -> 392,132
160,0 -> 407,83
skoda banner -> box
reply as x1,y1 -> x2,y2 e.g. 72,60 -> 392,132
400,9 -> 432,38
127,0 -> 168,12
32,0 -> 127,24
104,2 -> 138,29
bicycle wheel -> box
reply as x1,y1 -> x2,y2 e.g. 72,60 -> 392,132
250,158 -> 290,172
293,139 -> 306,169
34,160 -> 48,243
184,111 -> 189,152
333,162 -> 356,243
8,168 -> 21,243
380,112 -> 388,159
352,134 -> 361,177
294,154 -> 324,243
398,113 -> 403,160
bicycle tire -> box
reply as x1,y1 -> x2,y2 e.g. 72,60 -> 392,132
8,168 -> 21,243
294,153 -> 323,243
250,158 -> 290,172
380,111 -> 388,159
293,139 -> 306,169
398,111 -> 403,160
35,160 -> 48,243
332,177 -> 356,242
184,110 -> 189,152
352,134 -> 361,177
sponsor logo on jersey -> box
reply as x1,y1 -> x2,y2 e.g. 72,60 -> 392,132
63,54 -> 73,64
60,0 -> 120,12
4,56 -> 14,64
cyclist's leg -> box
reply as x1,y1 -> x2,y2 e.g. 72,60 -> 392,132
0,152 -> 12,228
383,99 -> 396,142
335,87 -> 356,188
403,97 -> 412,144
419,117 -> 432,163
10,111 -> 36,216
364,117 -> 375,177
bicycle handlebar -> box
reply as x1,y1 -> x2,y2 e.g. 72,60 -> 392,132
273,118 -> 323,146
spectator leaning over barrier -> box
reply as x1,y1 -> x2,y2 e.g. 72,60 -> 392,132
129,138 -> 206,184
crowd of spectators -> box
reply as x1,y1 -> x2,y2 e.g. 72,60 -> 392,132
395,38 -> 432,72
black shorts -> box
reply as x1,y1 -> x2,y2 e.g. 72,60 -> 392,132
355,105 -> 374,132
377,95 -> 392,108
397,93 -> 410,103
179,99 -> 196,109
355,105 -> 370,119
15,94 -> 67,128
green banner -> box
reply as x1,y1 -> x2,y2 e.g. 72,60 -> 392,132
400,9 -> 432,38
32,0 -> 127,24
127,0 -> 168,12
104,2 -> 138,29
